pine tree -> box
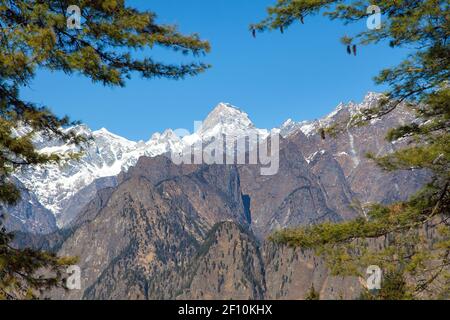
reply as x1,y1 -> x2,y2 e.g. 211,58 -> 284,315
0,0 -> 209,299
255,0 -> 449,299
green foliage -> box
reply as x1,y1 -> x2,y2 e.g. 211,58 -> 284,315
0,0 -> 209,299
272,191 -> 449,298
0,217 -> 78,299
359,271 -> 412,300
258,0 -> 450,299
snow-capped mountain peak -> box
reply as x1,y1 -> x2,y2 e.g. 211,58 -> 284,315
66,124 -> 92,136
292,92 -> 388,137
92,127 -> 136,148
279,118 -> 309,137
93,127 -> 125,139
149,129 -> 181,143
200,102 -> 255,135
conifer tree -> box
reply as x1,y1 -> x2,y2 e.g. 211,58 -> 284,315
255,0 -> 449,299
0,0 -> 209,299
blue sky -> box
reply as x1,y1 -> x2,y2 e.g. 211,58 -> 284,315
21,0 -> 410,141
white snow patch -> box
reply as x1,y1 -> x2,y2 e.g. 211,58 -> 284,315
299,122 -> 317,136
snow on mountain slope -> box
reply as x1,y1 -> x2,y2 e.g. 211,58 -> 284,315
14,125 -> 178,224
285,92 -> 386,137
13,103 -> 265,226
12,94 -> 387,227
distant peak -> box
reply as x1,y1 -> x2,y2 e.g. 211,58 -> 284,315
281,118 -> 294,127
324,92 -> 385,120
148,129 -> 181,144
209,102 -> 243,116
66,124 -> 92,135
93,127 -> 117,137
201,102 -> 254,134
363,91 -> 383,101
93,127 -> 134,144
95,127 -> 110,134
161,129 -> 179,140
360,92 -> 386,108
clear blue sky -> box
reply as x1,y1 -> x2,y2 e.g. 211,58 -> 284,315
21,0 -> 410,141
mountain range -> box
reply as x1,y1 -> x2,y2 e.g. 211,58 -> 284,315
8,92 -> 429,299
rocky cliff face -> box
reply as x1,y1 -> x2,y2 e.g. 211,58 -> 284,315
238,136 -> 355,239
44,158 -> 250,300
12,93 -> 429,300
291,93 -> 428,205
2,178 -> 57,234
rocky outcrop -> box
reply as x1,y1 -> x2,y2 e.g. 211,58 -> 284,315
239,137 -> 357,239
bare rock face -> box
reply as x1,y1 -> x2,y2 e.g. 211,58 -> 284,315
239,138 -> 355,239
293,97 -> 428,206
46,157 -> 250,300
58,176 -> 118,228
263,243 -> 360,300
308,150 -> 357,221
